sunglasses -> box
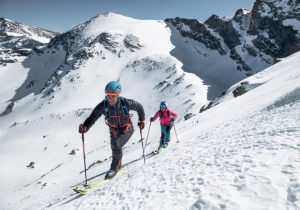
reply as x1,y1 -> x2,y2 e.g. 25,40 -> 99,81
106,93 -> 120,97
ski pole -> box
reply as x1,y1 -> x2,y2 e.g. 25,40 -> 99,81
81,133 -> 88,186
174,124 -> 179,143
139,128 -> 146,164
144,122 -> 152,152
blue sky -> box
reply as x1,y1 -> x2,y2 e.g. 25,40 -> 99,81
0,0 -> 255,32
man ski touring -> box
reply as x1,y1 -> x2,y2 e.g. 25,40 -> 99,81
79,81 -> 145,179
150,101 -> 177,152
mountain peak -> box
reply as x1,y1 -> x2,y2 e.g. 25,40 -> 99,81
0,17 -> 58,41
233,8 -> 251,23
234,8 -> 251,17
0,17 -> 12,23
88,12 -> 136,24
0,17 -> 59,67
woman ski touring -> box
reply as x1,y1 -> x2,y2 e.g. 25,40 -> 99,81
79,81 -> 145,179
150,101 -> 177,153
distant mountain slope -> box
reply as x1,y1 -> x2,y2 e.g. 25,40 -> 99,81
166,0 -> 300,99
0,17 -> 58,66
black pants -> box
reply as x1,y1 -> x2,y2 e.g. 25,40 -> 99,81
109,126 -> 134,171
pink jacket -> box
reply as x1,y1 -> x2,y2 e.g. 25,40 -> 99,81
152,108 -> 177,126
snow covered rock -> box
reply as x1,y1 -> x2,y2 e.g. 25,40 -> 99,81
166,0 -> 300,77
0,17 -> 58,66
26,162 -> 35,168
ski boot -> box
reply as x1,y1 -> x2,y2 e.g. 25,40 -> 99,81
105,159 -> 121,179
105,169 -> 117,179
153,145 -> 162,155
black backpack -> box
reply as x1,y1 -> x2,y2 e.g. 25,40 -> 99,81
103,97 -> 129,118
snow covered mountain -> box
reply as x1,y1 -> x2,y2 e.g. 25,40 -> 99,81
1,48 -> 299,210
0,0 -> 299,209
1,0 -> 298,112
0,12 -> 206,120
0,13 -> 208,209
166,0 -> 300,99
0,17 -> 58,67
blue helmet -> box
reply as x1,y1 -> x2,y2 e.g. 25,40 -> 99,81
105,81 -> 122,96
160,101 -> 168,108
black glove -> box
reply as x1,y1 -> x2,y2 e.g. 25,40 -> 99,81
79,124 -> 88,134
138,121 -> 145,130
150,117 -> 154,122
170,118 -> 175,126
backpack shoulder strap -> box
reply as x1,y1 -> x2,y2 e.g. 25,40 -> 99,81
160,109 -> 171,118
104,98 -> 109,117
159,110 -> 163,117
119,97 -> 129,115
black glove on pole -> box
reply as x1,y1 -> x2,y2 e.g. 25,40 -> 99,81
81,133 -> 88,186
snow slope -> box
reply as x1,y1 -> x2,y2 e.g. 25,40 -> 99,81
62,52 -> 300,210
0,13 -> 207,209
0,37 -> 299,210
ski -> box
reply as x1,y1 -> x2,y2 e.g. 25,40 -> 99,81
73,168 -> 128,195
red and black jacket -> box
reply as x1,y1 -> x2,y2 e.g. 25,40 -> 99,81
83,97 -> 145,132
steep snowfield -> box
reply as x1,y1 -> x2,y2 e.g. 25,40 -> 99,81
63,52 -> 300,210
0,40 -> 299,210
0,13 -> 207,209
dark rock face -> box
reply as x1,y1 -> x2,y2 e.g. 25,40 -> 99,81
233,8 -> 251,23
166,17 -> 226,55
232,82 -> 248,97
0,17 -> 57,39
170,2 -> 298,116
249,0 -> 300,58
165,0 -> 300,75
199,101 -> 215,113
124,34 -> 144,51
184,113 -> 195,120
27,161 -> 36,168
48,26 -> 144,61
205,15 -> 241,49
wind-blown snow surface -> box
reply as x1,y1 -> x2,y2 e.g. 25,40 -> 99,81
0,37 -> 299,210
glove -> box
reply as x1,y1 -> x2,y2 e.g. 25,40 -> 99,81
150,117 -> 154,122
79,124 -> 88,133
138,121 -> 145,130
170,118 -> 175,126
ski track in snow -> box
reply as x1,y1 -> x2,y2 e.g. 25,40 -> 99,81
62,101 -> 300,210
